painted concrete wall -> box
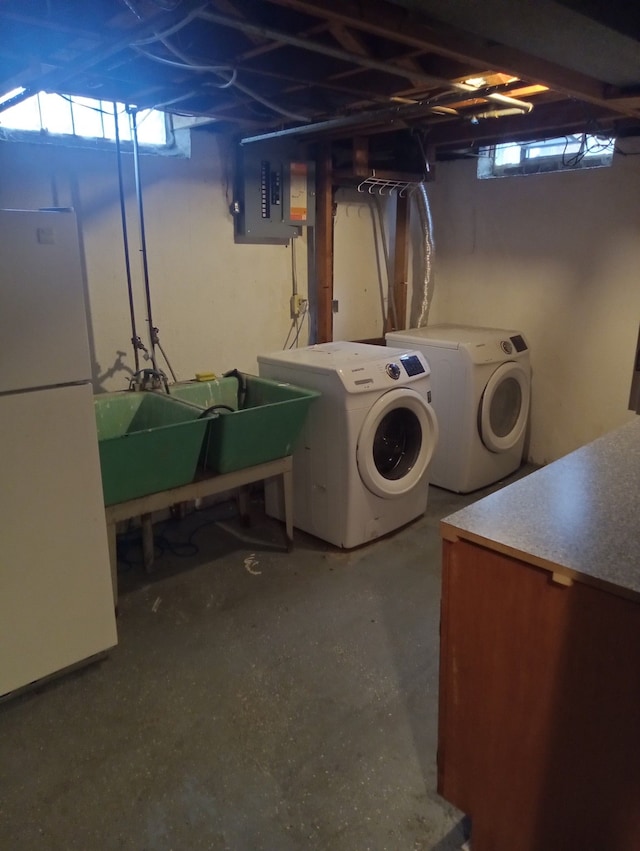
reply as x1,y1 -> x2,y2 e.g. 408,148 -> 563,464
333,188 -> 396,341
0,131 -> 307,392
2,128 -> 638,464
424,157 -> 640,465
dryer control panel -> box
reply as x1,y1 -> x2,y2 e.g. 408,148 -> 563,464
500,335 -> 528,355
400,354 -> 426,376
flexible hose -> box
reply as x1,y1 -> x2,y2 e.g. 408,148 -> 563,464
198,404 -> 234,419
414,182 -> 435,327
222,369 -> 247,410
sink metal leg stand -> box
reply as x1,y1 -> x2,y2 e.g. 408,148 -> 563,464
105,456 -> 294,605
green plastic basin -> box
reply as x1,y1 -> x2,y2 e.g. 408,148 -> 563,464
94,391 -> 209,505
170,373 -> 319,473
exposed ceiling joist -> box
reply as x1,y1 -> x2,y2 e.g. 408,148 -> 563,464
0,0 -> 639,160
264,0 -> 640,118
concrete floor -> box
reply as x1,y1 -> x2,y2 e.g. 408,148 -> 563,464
0,471 -> 531,851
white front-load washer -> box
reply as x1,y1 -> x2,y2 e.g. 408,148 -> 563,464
257,341 -> 439,548
385,325 -> 531,493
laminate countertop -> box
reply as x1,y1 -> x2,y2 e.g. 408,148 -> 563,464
441,418 -> 640,601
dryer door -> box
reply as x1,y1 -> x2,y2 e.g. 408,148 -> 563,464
479,362 -> 530,453
356,388 -> 439,498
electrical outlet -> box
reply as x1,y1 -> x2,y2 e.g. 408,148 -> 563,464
290,294 -> 305,318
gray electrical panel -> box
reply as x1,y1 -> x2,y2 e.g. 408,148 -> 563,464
234,140 -> 316,243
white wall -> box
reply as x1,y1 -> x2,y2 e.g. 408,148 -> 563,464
424,157 -> 640,464
2,129 -> 637,464
332,188 -> 395,340
0,132 -> 308,392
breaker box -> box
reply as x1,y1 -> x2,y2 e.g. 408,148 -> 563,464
234,140 -> 316,243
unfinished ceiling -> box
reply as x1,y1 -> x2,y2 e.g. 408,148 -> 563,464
2,0 -> 640,163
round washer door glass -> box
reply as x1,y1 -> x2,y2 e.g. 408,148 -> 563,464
357,388 -> 439,499
479,362 -> 530,453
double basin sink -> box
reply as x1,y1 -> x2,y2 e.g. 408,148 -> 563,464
94,374 -> 318,506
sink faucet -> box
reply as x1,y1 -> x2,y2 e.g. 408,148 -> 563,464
129,368 -> 170,393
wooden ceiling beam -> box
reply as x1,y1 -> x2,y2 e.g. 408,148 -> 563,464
239,21 -> 328,61
423,100 -> 621,151
262,0 -> 640,118
328,24 -> 371,58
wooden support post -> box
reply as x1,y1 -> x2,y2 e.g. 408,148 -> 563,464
314,144 -> 334,343
386,192 -> 409,332
353,136 -> 369,177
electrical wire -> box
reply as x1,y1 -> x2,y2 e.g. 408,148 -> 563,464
283,236 -> 309,349
132,5 -> 205,45
614,144 -> 640,156
116,500 -> 239,570
161,40 -> 239,90
57,93 -> 159,130
561,131 -> 614,168
227,77 -> 310,122
289,301 -> 309,348
135,31 -> 310,118
133,44 -> 236,79
291,234 -> 298,298
282,300 -> 309,349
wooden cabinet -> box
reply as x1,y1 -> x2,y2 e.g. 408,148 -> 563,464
438,538 -> 640,851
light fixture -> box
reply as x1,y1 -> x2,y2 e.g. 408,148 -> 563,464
464,77 -> 487,89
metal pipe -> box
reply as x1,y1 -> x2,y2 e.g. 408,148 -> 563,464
486,92 -> 534,113
240,82 -> 534,144
114,103 -> 141,373
414,183 -> 435,328
241,100 -> 428,144
129,107 -> 157,370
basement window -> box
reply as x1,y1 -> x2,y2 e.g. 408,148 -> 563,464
478,133 -> 615,178
0,89 -> 187,155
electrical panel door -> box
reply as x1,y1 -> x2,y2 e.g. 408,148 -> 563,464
234,141 -> 316,243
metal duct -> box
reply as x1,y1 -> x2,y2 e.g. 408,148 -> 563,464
412,183 -> 435,328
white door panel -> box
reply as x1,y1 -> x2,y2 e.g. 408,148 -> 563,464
357,388 -> 439,498
480,362 -> 530,453
0,383 -> 117,696
0,209 -> 91,392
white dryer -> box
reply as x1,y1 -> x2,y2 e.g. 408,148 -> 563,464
257,341 -> 439,548
385,325 -> 531,493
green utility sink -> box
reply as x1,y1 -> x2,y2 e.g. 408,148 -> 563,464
170,373 -> 319,473
94,391 -> 209,505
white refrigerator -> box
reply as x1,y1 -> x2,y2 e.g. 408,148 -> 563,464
0,208 -> 117,698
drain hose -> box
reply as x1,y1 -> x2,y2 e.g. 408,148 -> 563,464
222,369 -> 247,410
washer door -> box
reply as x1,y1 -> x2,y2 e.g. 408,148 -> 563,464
356,388 -> 439,499
479,362 -> 530,453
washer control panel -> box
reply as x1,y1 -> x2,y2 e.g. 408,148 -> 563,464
338,350 -> 429,392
